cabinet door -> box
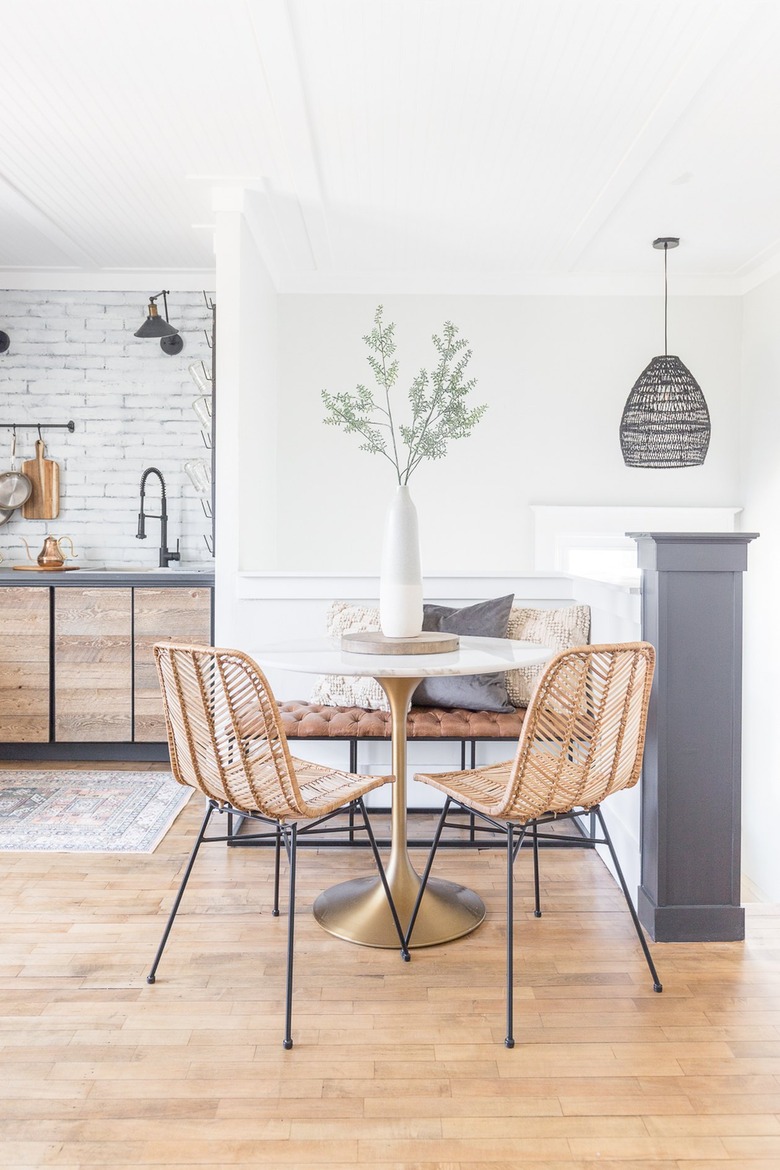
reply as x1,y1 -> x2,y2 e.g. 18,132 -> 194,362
54,588 -> 132,741
133,587 -> 212,741
0,587 -> 50,742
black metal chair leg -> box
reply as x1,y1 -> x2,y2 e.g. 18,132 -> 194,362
505,822 -> 515,1048
594,806 -> 663,993
282,823 -> 297,1049
532,820 -> 542,917
357,799 -> 409,960
147,801 -> 215,984
404,797 -> 451,949
272,823 -> 281,916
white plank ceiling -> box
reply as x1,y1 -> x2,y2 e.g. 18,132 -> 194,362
1,0 -> 779,292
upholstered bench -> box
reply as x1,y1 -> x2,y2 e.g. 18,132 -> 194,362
278,699 -> 527,771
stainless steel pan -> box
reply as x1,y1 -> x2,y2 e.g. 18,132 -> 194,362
0,432 -> 32,511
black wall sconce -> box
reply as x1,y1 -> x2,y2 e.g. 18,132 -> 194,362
0,331 -> 9,354
134,291 -> 183,355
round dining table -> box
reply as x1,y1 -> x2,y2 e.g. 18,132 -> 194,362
251,634 -> 552,949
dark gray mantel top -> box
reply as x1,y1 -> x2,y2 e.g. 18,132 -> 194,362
628,531 -> 759,540
0,567 -> 214,587
629,531 -> 759,573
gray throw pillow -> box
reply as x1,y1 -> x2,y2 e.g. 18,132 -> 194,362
412,594 -> 515,712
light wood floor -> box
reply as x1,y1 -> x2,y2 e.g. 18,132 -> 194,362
1,774 -> 780,1168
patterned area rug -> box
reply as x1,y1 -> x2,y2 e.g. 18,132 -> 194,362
0,771 -> 192,852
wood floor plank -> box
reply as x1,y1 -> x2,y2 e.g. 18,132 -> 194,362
2,778 -> 780,1168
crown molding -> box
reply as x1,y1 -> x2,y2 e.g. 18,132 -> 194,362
273,269 -> 739,296
0,269 -> 216,292
0,264 -> 769,297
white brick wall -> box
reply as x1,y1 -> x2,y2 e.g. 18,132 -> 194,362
0,289 -> 214,568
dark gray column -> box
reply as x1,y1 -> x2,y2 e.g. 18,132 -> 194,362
629,532 -> 758,943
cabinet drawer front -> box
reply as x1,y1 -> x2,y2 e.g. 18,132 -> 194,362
133,588 -> 212,742
54,588 -> 132,742
0,587 -> 50,742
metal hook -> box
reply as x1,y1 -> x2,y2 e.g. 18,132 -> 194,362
37,424 -> 43,443
202,290 -> 215,310
203,330 -> 213,349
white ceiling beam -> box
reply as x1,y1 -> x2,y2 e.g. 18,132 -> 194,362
206,181 -> 286,287
245,0 -> 333,272
0,172 -> 98,270
734,237 -> 780,294
554,3 -> 758,273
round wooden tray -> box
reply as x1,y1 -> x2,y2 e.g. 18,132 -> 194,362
341,630 -> 459,655
11,564 -> 79,571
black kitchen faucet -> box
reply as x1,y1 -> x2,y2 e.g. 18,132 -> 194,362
137,467 -> 180,568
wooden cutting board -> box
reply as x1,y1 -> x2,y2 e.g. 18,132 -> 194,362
21,439 -> 60,519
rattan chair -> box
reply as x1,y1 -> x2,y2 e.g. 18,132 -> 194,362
146,642 -> 407,1049
405,642 -> 661,1047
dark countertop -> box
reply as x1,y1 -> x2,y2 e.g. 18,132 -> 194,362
0,567 -> 215,587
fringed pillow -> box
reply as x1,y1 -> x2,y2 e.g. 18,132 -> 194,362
505,605 -> 591,706
310,602 -> 388,710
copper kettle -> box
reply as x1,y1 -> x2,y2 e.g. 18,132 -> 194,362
21,535 -> 78,568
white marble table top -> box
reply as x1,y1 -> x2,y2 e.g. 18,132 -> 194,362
251,635 -> 552,679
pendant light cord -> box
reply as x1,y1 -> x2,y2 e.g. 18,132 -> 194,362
663,243 -> 668,357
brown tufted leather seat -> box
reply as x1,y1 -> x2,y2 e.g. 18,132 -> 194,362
278,701 -> 526,741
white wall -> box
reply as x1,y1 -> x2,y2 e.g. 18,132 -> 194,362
274,293 -> 742,572
212,242 -> 759,901
0,289 -> 213,568
740,273 -> 780,901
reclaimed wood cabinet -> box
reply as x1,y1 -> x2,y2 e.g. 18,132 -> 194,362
0,578 -> 213,754
54,588 -> 133,742
133,587 -> 212,741
0,586 -> 50,742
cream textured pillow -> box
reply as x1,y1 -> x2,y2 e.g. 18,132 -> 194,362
311,600 -> 591,711
505,605 -> 591,707
310,602 -> 389,711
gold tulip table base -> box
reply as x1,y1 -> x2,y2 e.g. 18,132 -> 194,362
313,672 -> 485,948
313,872 -> 485,949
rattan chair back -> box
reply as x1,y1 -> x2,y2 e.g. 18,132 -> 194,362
154,642 -> 307,819
499,642 -> 655,821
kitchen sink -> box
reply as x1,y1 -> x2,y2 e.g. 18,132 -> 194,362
91,565 -> 213,574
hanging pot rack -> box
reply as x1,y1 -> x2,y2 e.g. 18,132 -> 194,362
0,421 -> 76,434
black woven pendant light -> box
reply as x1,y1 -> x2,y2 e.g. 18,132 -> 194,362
620,238 -> 710,468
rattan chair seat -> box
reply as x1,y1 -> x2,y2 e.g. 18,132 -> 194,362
288,759 -> 392,819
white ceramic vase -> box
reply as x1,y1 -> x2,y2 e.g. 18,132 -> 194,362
379,484 -> 423,638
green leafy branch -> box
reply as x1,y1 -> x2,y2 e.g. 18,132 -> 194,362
321,306 -> 487,484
